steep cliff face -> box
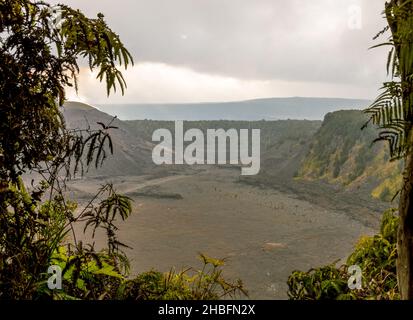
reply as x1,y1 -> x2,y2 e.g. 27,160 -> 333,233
62,103 -> 401,202
297,110 -> 403,201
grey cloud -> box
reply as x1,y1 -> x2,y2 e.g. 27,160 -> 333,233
54,0 -> 389,88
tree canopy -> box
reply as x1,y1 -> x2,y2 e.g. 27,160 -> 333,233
0,0 -> 246,300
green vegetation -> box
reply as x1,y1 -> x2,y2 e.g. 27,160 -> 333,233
0,0 -> 245,300
290,0 -> 413,300
116,254 -> 246,300
298,110 -> 403,202
363,0 -> 413,298
288,209 -> 399,300
43,248 -> 245,300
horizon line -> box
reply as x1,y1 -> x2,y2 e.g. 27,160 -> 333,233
91,96 -> 372,106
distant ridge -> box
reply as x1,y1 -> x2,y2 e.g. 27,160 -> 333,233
97,97 -> 371,121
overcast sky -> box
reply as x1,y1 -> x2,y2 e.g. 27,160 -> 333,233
52,0 -> 390,104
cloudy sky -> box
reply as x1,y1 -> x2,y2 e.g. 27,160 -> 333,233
52,0 -> 389,104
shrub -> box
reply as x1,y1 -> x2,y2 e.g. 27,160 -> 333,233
37,250 -> 247,300
287,209 -> 399,300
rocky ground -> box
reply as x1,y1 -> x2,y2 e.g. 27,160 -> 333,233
68,166 -> 380,299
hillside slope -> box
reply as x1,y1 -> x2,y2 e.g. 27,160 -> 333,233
125,119 -> 321,173
62,101 -> 155,177
62,103 -> 401,205
297,110 -> 403,201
